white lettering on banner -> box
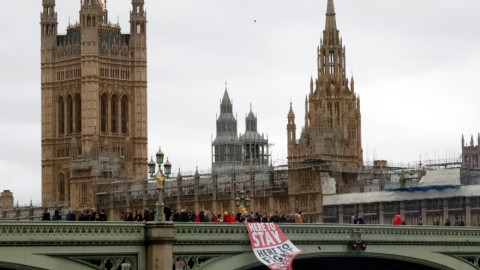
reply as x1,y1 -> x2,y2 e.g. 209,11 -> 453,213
246,223 -> 302,270
251,230 -> 282,247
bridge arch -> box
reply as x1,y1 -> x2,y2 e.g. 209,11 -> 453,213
199,250 -> 476,270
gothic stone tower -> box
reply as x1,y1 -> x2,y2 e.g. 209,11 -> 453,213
41,0 -> 147,210
239,105 -> 269,167
286,0 -> 363,221
288,0 -> 362,169
212,87 -> 242,171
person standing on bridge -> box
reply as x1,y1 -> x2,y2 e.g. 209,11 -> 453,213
393,214 -> 402,225
41,209 -> 50,221
444,218 -> 451,226
52,210 -> 62,221
66,210 -> 76,221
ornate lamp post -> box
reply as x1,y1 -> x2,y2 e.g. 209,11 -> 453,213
148,147 -> 172,221
234,190 -> 251,213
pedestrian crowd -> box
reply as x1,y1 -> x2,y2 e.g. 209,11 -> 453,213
166,209 -> 304,223
40,206 -> 304,223
41,208 -> 107,221
390,214 -> 466,226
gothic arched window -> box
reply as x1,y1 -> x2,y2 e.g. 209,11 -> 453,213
101,94 -> 108,133
329,51 -> 335,74
67,95 -> 73,134
58,96 -> 65,135
81,184 -> 88,204
111,95 -> 118,133
74,94 -> 81,133
58,173 -> 65,202
121,96 -> 128,134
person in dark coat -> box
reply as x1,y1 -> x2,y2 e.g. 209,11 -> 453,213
52,210 -> 62,221
444,219 -> 451,226
66,210 -> 76,221
41,210 -> 51,221
164,205 -> 172,221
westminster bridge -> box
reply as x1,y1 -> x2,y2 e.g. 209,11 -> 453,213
0,222 -> 480,270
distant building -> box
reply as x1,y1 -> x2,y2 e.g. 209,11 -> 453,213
461,134 -> 480,185
212,87 -> 269,171
0,190 -> 13,210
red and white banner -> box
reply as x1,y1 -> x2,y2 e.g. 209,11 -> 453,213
246,223 -> 302,270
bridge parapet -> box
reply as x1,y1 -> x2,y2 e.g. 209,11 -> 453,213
173,223 -> 480,246
172,223 -> 480,270
0,221 -> 145,246
0,222 -> 480,270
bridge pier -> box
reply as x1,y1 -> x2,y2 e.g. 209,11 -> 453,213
146,222 -> 175,270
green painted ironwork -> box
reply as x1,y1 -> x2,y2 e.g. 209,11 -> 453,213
0,222 -> 480,269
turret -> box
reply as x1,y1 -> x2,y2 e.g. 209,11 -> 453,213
130,0 -> 146,37
245,104 -> 257,133
80,0 -> 106,28
287,102 -> 296,148
41,0 -> 58,59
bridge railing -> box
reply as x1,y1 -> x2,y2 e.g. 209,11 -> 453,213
0,221 -> 145,246
172,223 -> 480,246
2,222 -> 480,247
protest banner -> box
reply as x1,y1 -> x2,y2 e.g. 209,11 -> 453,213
246,222 -> 302,270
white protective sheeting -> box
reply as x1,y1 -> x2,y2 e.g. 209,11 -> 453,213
321,173 -> 336,195
323,168 -> 475,206
419,168 -> 460,186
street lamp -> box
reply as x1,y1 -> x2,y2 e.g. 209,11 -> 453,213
148,147 -> 172,221
234,190 -> 251,213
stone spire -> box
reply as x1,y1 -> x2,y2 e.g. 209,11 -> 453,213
325,0 -> 337,32
245,104 -> 257,132
221,89 -> 233,114
287,102 -> 296,148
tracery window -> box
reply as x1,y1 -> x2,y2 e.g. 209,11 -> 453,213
58,173 -> 65,202
81,184 -> 88,204
67,95 -> 73,134
74,94 -> 81,133
121,96 -> 128,134
111,95 -> 118,133
58,96 -> 64,135
329,52 -> 335,74
101,94 -> 108,132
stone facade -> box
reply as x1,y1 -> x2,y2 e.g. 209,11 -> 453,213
40,0 -> 147,211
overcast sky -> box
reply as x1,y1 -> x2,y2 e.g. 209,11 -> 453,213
1,0 -> 479,205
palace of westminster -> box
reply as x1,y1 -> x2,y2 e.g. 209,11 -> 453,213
2,0 -> 480,226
